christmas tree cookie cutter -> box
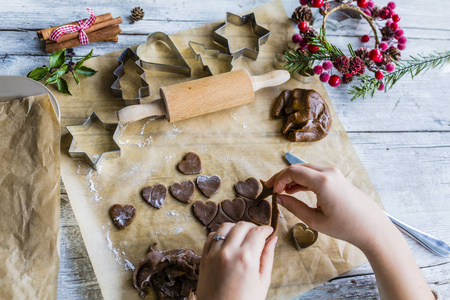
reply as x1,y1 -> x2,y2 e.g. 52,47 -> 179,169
213,12 -> 270,60
137,32 -> 191,77
188,41 -> 234,76
66,112 -> 121,170
111,48 -> 151,106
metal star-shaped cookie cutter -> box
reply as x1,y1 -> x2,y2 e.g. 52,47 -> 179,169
213,12 -> 270,60
111,48 -> 151,106
188,41 -> 234,76
66,112 -> 121,170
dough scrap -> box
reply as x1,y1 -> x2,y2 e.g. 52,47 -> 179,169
133,244 -> 201,299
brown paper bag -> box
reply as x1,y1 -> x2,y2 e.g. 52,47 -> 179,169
0,94 -> 60,300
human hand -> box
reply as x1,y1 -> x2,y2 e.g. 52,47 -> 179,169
265,164 -> 393,251
196,222 -> 277,300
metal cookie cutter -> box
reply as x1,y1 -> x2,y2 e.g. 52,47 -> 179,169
137,32 -> 191,77
188,41 -> 234,76
66,112 -> 121,170
111,48 -> 151,106
213,12 -> 270,60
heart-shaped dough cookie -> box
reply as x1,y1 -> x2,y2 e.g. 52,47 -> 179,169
110,204 -> 136,230
234,177 -> 259,199
291,222 -> 318,250
207,205 -> 236,232
169,180 -> 195,203
221,198 -> 246,221
142,184 -> 167,209
247,200 -> 271,225
197,175 -> 221,198
177,152 -> 202,175
192,201 -> 218,226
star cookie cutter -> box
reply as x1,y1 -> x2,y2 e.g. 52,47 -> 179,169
66,112 -> 121,170
213,12 -> 270,60
137,32 -> 191,77
188,41 -> 234,76
111,48 -> 151,106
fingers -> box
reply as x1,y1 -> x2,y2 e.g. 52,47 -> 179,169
277,194 -> 324,226
222,221 -> 258,250
203,222 -> 235,255
260,235 -> 277,283
241,225 -> 273,255
271,164 -> 326,194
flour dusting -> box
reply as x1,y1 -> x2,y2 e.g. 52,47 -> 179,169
105,231 -> 135,271
86,168 -> 102,201
230,113 -> 249,129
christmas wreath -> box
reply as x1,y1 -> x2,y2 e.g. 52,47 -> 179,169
285,0 -> 450,100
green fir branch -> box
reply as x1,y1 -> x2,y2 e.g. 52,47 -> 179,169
349,51 -> 450,101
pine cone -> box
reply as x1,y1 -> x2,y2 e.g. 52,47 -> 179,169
349,56 -> 365,75
371,6 -> 381,18
389,47 -> 401,61
381,52 -> 392,65
379,7 -> 393,20
355,47 -> 370,61
130,7 -> 145,23
319,3 -> 331,17
342,74 -> 354,84
291,6 -> 313,24
381,26 -> 394,41
303,27 -> 317,39
333,56 -> 350,73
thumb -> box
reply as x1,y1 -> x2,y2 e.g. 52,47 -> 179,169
277,194 -> 323,226
260,236 -> 277,284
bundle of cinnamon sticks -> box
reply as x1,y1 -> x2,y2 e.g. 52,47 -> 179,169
37,13 -> 122,53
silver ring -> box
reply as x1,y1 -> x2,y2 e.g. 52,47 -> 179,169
213,233 -> 226,241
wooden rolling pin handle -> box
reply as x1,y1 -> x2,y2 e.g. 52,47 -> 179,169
117,99 -> 166,123
251,70 -> 291,92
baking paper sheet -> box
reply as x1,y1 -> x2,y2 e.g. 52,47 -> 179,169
0,94 -> 60,300
56,0 -> 384,299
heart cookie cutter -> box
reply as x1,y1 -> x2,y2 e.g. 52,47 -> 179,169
291,222 -> 319,250
66,112 -> 121,170
137,32 -> 191,77
111,48 -> 151,106
188,41 -> 234,76
213,12 -> 270,60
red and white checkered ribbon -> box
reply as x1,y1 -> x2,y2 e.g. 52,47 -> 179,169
49,8 -> 96,45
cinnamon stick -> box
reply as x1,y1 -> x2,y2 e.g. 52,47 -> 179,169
45,16 -> 122,43
37,13 -> 113,40
45,25 -> 121,53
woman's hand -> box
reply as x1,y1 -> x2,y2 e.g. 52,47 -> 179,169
196,222 -> 277,300
265,163 -> 391,251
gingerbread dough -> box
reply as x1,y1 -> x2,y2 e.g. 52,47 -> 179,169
197,175 -> 221,198
169,180 -> 195,204
142,184 -> 167,209
133,244 -> 201,299
110,204 -> 136,230
177,152 -> 202,175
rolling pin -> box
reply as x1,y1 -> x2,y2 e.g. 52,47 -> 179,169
117,69 -> 290,123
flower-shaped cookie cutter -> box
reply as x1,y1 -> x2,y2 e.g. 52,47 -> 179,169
188,41 -> 234,76
137,32 -> 191,77
66,112 -> 121,170
111,48 -> 151,106
213,12 -> 270,60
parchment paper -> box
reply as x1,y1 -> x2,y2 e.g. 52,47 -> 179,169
57,0 -> 384,299
0,94 -> 60,300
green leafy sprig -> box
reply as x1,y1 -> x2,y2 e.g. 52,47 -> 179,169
284,29 -> 347,75
27,48 -> 97,95
349,51 -> 450,101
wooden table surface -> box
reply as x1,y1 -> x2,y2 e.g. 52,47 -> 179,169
1,0 -> 449,298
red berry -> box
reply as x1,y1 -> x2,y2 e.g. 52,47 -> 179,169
299,39 -> 308,48
378,42 -> 388,51
390,22 -> 399,31
322,60 -> 333,70
397,43 -> 406,50
307,44 -> 320,53
386,63 -> 395,72
313,65 -> 323,74
386,20 -> 393,27
292,34 -> 302,43
394,29 -> 404,37
368,0 -> 374,8
398,36 -> 407,44
392,14 -> 401,22
300,0 -> 308,5
319,72 -> 330,83
298,21 -> 308,32
361,35 -> 370,43
387,2 -> 396,9
311,0 -> 324,8
378,83 -> 385,91
369,49 -> 382,62
362,9 -> 372,16
357,0 -> 369,8
375,70 -> 384,79
297,47 -> 306,53
328,75 -> 341,87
